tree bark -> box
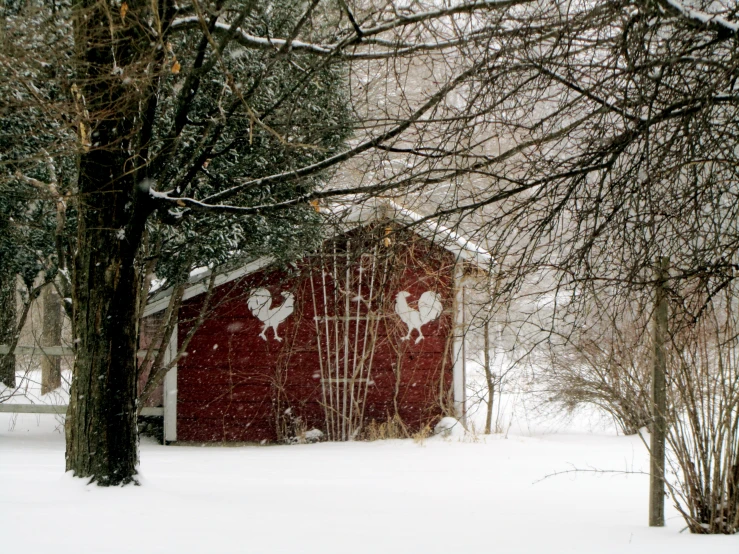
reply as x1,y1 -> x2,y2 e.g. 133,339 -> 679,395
65,0 -> 154,486
41,284 -> 62,394
66,192 -> 143,484
0,269 -> 16,388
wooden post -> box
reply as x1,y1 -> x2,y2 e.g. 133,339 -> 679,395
483,319 -> 494,434
649,256 -> 669,527
41,284 -> 63,394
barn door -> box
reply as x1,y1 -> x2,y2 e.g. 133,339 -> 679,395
309,238 -> 390,441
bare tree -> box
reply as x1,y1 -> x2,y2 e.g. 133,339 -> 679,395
409,1 -> 739,532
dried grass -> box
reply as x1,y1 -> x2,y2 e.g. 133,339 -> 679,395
362,415 -> 409,441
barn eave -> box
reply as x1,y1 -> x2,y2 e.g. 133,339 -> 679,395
144,200 -> 492,317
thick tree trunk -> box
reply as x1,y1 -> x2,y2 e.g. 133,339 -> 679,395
0,269 -> 16,388
41,284 -> 62,394
66,194 -> 142,484
65,0 -> 153,486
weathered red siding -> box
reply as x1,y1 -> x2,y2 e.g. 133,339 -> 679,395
176,228 -> 455,442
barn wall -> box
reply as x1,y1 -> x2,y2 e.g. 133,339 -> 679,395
175,228 -> 456,443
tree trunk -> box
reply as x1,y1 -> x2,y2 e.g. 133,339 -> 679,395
41,284 -> 62,394
66,197 -> 143,484
0,269 -> 16,388
65,0 -> 153,486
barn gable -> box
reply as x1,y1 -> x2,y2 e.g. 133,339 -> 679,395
144,202 -> 491,443
144,200 -> 492,317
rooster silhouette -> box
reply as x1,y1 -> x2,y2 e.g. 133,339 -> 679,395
395,290 -> 443,343
247,288 -> 295,342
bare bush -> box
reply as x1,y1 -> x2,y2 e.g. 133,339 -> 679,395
532,280 -> 739,533
664,286 -> 739,534
536,299 -> 652,435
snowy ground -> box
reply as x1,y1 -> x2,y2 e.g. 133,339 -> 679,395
2,412 -> 737,554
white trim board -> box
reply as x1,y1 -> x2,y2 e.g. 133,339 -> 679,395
452,263 -> 467,421
163,323 -> 178,443
144,257 -> 274,317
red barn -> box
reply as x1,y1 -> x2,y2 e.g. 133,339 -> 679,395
143,202 -> 490,443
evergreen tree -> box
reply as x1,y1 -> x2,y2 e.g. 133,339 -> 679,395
0,0 -> 77,387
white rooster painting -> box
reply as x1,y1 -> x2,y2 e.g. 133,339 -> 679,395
394,290 -> 444,343
247,288 -> 295,342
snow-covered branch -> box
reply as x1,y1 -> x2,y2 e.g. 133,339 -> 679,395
659,0 -> 739,35
149,59 -> 483,214
170,0 -> 530,59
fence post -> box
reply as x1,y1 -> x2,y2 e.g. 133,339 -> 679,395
649,256 -> 669,527
41,284 -> 63,393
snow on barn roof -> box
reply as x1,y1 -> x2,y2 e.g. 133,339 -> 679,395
144,199 -> 492,316
338,197 -> 493,268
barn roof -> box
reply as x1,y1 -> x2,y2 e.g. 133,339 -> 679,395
336,198 -> 492,267
144,199 -> 492,317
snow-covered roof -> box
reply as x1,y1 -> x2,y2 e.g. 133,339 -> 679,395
144,199 -> 492,317
336,198 -> 493,268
